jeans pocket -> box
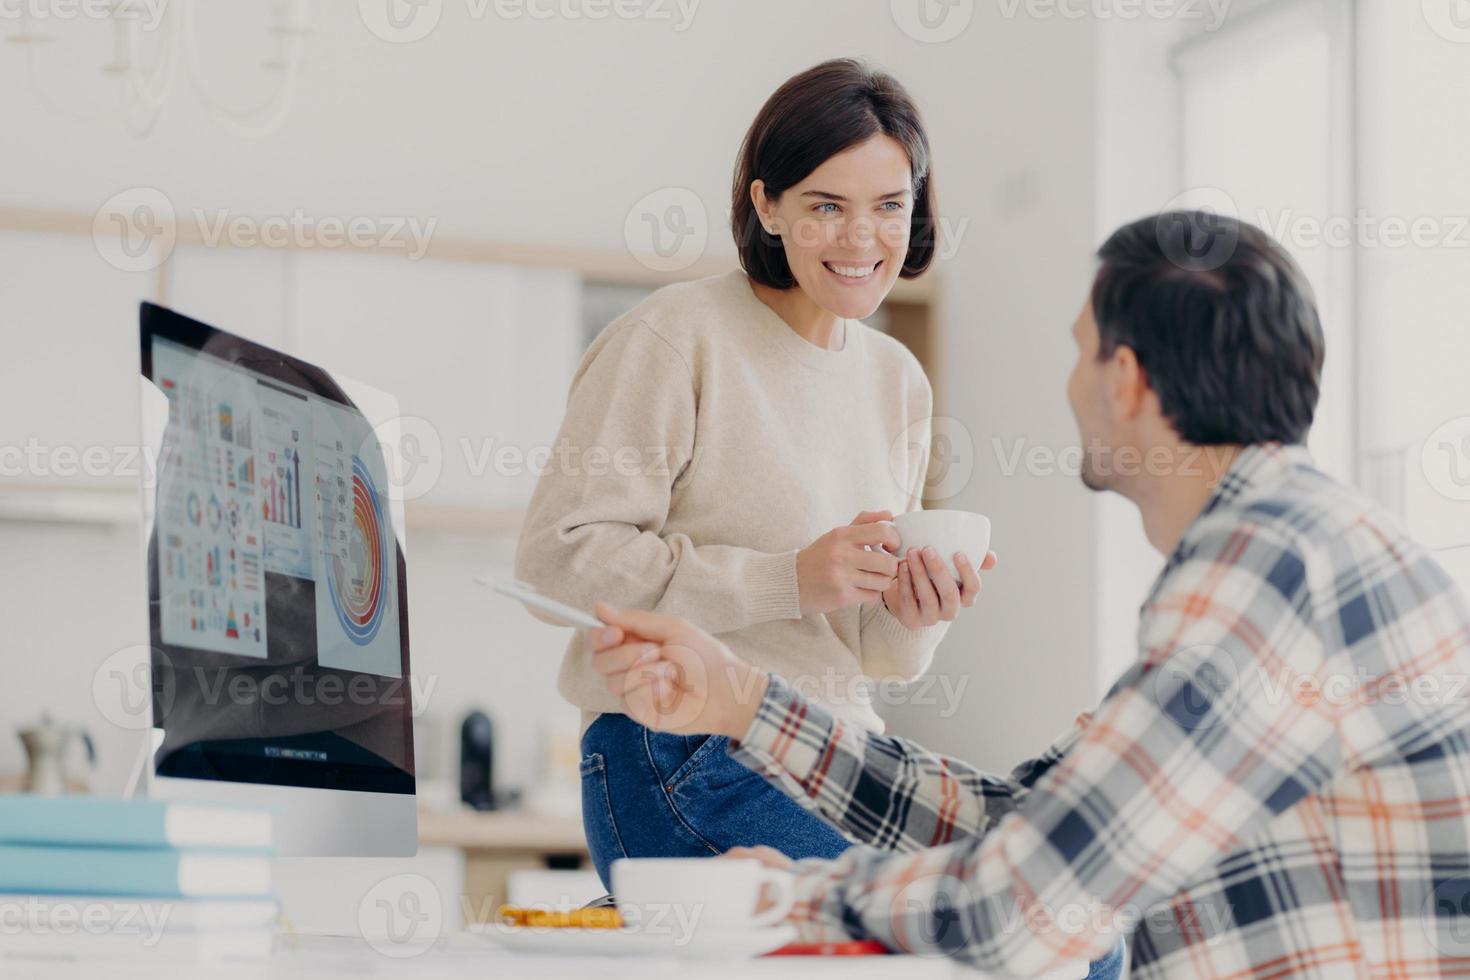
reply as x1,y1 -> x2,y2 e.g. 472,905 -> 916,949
579,752 -> 626,889
661,733 -> 730,794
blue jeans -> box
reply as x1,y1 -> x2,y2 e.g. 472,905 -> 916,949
580,712 -> 1125,979
579,712 -> 849,888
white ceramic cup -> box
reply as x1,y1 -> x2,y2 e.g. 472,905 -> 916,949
611,857 -> 796,933
890,510 -> 992,582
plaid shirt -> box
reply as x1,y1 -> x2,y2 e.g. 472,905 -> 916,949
731,444 -> 1470,978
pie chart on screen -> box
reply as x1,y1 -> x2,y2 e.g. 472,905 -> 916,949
327,455 -> 391,647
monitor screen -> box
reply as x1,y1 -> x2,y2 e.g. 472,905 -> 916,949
139,303 -> 414,796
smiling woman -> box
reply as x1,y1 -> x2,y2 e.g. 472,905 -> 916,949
513,52 -> 994,927
731,59 -> 938,336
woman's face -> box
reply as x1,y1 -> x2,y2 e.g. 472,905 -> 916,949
752,134 -> 915,320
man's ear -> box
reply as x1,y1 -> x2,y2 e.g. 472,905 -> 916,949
1106,343 -> 1150,422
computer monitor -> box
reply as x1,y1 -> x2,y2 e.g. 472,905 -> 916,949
137,302 -> 416,857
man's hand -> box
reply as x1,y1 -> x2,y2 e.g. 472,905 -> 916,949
796,511 -> 902,616
722,847 -> 796,917
881,548 -> 997,629
588,604 -> 770,739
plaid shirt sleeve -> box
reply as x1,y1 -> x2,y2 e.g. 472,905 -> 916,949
730,674 -> 1085,855
731,518 -> 1344,974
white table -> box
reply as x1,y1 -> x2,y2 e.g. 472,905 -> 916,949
14,932 -> 1091,979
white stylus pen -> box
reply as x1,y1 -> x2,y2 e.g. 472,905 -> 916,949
476,577 -> 605,630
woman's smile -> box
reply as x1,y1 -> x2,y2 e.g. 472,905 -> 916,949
823,259 -> 882,284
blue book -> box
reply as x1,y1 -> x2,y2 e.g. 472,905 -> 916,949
0,846 -> 272,898
0,797 -> 273,851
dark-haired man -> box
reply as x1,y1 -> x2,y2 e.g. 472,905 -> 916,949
588,211 -> 1470,977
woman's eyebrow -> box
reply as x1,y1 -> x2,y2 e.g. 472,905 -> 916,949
800,189 -> 911,201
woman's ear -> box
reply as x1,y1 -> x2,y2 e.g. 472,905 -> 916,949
750,179 -> 780,237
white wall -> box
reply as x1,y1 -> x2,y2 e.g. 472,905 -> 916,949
1356,2 -> 1470,571
1090,13 -> 1183,696
875,9 -> 1106,769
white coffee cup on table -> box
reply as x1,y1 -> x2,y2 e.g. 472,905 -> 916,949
889,510 -> 992,581
611,857 -> 796,934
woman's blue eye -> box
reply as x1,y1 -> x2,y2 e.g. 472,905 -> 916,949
880,201 -> 905,211
815,202 -> 840,214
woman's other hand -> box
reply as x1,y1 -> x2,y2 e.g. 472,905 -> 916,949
795,511 -> 902,616
882,548 -> 996,629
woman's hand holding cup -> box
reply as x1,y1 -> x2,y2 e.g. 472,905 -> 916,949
880,510 -> 997,629
882,546 -> 995,628
795,511 -> 903,616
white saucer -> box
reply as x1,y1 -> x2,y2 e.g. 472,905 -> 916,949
468,921 -> 798,958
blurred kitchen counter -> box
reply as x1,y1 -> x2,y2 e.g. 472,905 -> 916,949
418,805 -> 592,920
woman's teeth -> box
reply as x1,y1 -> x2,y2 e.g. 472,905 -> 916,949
825,261 -> 879,279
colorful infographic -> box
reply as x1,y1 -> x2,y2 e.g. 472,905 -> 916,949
326,455 -> 390,645
257,384 -> 316,581
151,338 -> 402,678
313,400 -> 402,678
152,339 -> 268,659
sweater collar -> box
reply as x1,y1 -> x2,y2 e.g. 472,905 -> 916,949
728,271 -> 861,372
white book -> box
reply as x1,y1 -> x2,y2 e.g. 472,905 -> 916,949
0,797 -> 274,851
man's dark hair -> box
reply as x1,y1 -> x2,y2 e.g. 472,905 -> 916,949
1091,211 -> 1324,446
731,58 -> 937,289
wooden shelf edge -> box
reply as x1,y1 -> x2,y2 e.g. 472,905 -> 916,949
0,482 -> 140,526
417,805 -> 588,852
0,206 -> 940,304
0,482 -> 525,535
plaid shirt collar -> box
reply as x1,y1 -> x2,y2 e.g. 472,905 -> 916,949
1148,441 -> 1317,602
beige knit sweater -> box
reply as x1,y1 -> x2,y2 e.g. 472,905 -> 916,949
514,270 -> 948,733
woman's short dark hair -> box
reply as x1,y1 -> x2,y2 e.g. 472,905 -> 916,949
731,58 -> 938,289
1091,211 -> 1324,446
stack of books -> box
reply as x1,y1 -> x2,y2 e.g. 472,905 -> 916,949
0,796 -> 278,964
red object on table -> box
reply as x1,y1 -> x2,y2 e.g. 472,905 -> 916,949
765,940 -> 890,956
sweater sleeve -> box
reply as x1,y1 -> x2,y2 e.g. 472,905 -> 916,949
857,373 -> 949,679
514,319 -> 802,635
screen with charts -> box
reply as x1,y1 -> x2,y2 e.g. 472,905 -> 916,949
141,303 -> 413,794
